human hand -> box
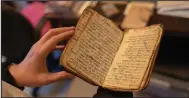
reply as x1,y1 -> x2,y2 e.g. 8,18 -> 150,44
9,27 -> 75,87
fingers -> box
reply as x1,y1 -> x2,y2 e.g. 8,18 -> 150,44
44,71 -> 74,85
39,27 -> 75,44
54,45 -> 65,50
41,30 -> 74,57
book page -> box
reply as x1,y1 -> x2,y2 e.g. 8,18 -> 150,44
66,9 -> 123,85
103,25 -> 162,90
61,7 -> 92,72
139,46 -> 159,90
60,8 -> 97,85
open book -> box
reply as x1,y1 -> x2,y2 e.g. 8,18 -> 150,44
60,7 -> 163,91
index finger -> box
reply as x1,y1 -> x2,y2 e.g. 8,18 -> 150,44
40,30 -> 74,57
39,27 -> 75,44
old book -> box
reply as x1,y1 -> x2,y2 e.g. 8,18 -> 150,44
121,2 -> 155,29
60,7 -> 163,91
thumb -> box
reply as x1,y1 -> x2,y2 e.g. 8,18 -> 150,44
45,71 -> 74,84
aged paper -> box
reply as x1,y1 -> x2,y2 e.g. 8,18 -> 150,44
67,10 -> 123,85
60,8 -> 97,85
61,7 -> 92,71
103,25 -> 162,90
121,2 -> 155,29
139,46 -> 159,90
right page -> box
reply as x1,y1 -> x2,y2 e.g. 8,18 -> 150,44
103,25 -> 163,91
139,43 -> 160,90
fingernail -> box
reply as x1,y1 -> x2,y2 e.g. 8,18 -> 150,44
67,73 -> 74,79
70,26 -> 75,28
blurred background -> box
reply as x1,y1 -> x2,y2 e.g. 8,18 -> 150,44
1,1 -> 189,97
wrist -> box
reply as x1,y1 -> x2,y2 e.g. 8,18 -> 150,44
8,63 -> 24,87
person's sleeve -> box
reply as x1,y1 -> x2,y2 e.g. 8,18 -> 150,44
2,61 -> 25,90
93,87 -> 133,98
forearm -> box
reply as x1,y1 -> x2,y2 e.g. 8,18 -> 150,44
2,62 -> 24,90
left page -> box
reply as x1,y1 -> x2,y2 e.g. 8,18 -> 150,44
63,7 -> 123,85
60,8 -> 95,85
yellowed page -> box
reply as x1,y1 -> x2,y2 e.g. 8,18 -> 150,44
66,8 -> 123,85
61,7 -> 92,72
103,25 -> 162,91
60,8 -> 97,85
139,45 -> 160,90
